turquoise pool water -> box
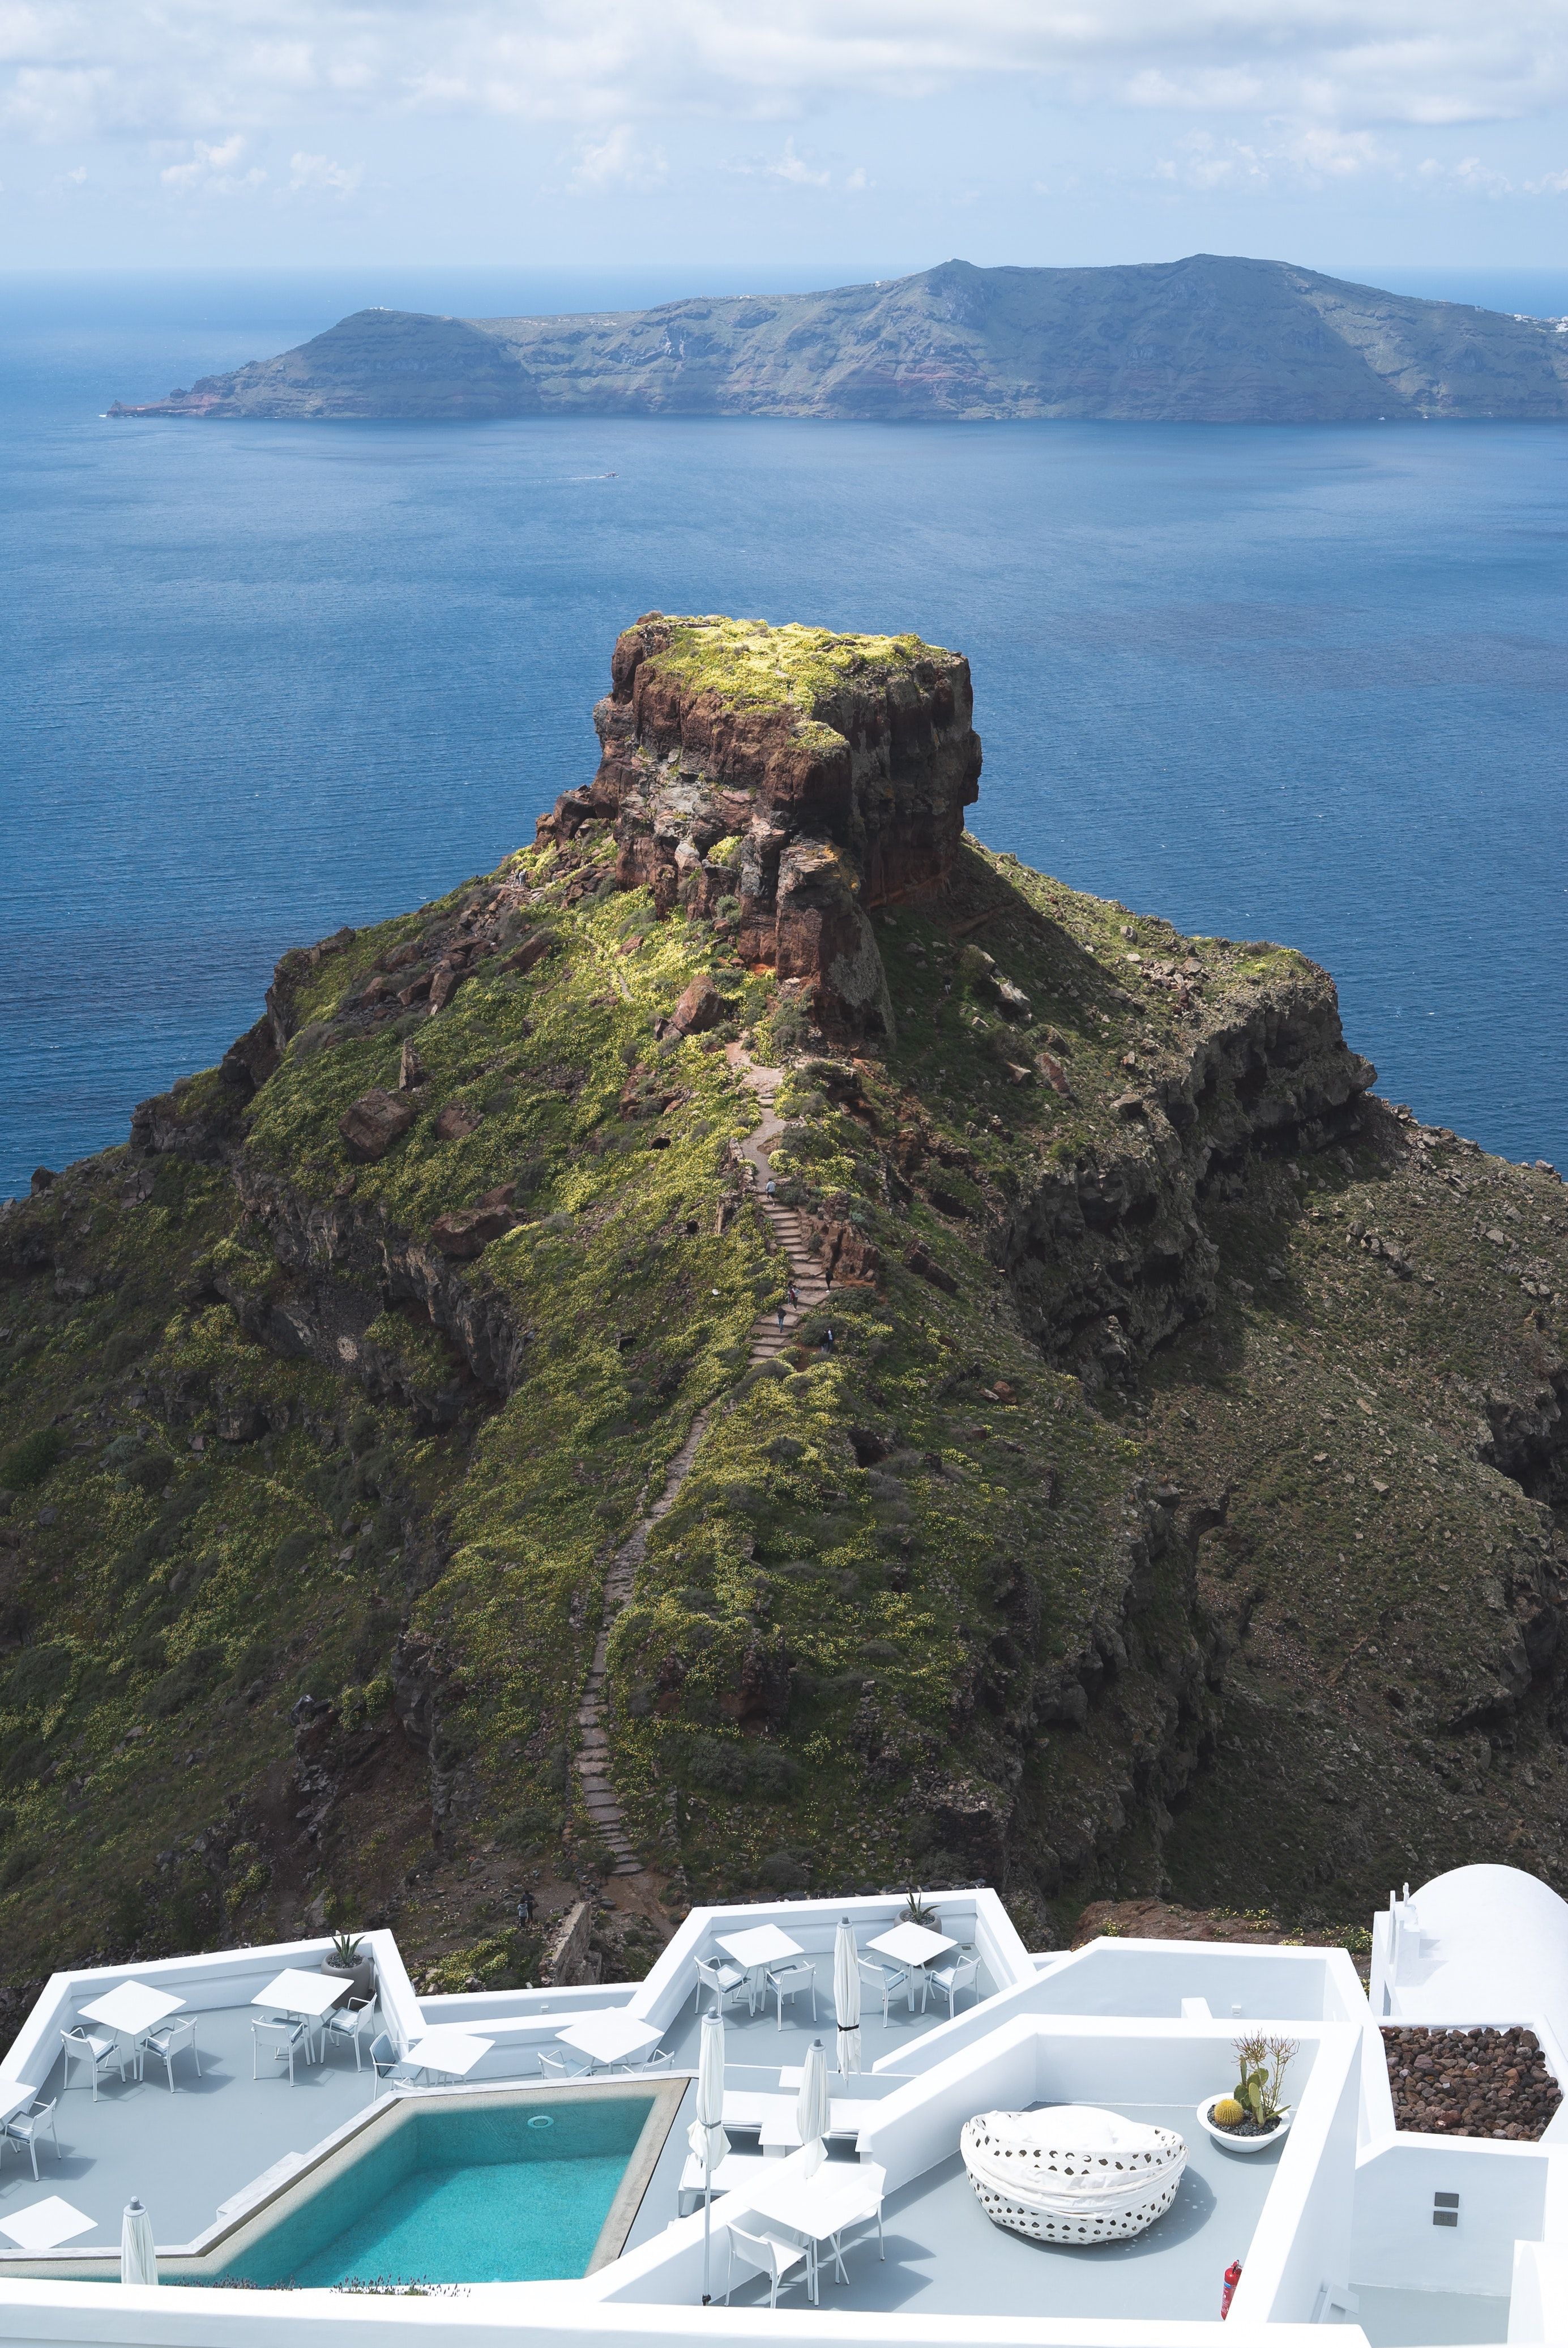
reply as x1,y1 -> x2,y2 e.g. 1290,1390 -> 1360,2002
211,2096 -> 654,2287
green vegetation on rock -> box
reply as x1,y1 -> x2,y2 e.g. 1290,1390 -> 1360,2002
3,635 -> 1566,2013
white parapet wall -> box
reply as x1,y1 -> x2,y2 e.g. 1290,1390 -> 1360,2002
0,2279 -> 1341,2348
869,1937 -> 1366,2080
0,1928 -> 422,2098
1352,2137 -> 1550,2299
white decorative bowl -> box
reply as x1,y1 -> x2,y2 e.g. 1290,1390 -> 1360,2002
962,2105 -> 1187,2245
1196,2095 -> 1292,2154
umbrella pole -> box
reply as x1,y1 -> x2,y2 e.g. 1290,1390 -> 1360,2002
703,2174 -> 712,2304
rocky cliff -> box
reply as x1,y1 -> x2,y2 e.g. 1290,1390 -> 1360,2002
2,616 -> 1566,2007
539,615 -> 981,1039
109,256 -> 1568,426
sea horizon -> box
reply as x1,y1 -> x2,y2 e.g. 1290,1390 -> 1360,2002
3,263 -> 1567,1197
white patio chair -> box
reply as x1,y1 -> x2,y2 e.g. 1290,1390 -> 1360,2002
1,2097 -> 59,2180
928,1955 -> 980,2019
856,1956 -> 911,2022
694,1955 -> 747,2015
252,2014 -> 309,2086
60,2025 -> 128,2098
724,2219 -> 813,2309
764,1959 -> 817,2029
139,2014 -> 201,2091
622,2046 -> 673,2073
320,1997 -> 374,2071
368,2033 -> 421,2098
538,2047 -> 591,2081
826,2159 -> 887,2277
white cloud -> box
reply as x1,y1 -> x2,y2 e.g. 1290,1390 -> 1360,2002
1526,165 -> 1568,190
567,122 -> 666,193
1153,122 -> 1393,191
288,147 -> 360,194
4,1 -> 1567,149
159,132 -> 266,193
1454,153 -> 1514,193
768,137 -> 830,187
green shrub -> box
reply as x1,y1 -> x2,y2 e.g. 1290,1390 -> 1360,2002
101,1327 -> 155,1375
1,1428 -> 63,1492
0,1845 -> 42,1893
685,1735 -> 746,1795
749,1746 -> 800,1798
2,1641 -> 75,1711
125,1452 -> 176,1495
146,1646 -> 224,1717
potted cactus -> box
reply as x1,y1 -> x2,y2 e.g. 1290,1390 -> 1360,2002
321,1928 -> 376,2003
1198,2034 -> 1297,2153
900,1888 -> 941,1934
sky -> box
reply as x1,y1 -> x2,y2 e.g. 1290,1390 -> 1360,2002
5,0 -> 1568,280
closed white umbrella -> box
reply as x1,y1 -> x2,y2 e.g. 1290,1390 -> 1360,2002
833,1916 -> 861,2075
797,2036 -> 830,2178
686,2011 -> 729,2306
120,2200 -> 157,2287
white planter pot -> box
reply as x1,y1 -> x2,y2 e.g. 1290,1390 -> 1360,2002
1196,2095 -> 1292,2154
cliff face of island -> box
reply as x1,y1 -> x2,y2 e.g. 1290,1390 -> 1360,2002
3,615 -> 1567,2013
539,616 -> 982,1039
109,255 -> 1568,426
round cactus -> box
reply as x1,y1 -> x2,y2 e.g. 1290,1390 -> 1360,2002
1212,2097 -> 1245,2127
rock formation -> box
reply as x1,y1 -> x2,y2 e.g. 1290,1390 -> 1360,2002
3,611 -> 1568,1998
537,614 -> 981,1039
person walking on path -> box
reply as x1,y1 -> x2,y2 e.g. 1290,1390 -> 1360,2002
776,1302 -> 787,1334
822,1326 -> 835,1354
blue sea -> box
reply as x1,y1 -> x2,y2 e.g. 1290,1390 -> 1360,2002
3,266 -> 1567,1198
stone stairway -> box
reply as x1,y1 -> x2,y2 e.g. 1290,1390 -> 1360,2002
732,1054 -> 830,1357
574,1405 -> 713,1873
571,1052 -> 823,1875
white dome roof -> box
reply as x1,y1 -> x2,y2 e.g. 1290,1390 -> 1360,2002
1394,1865 -> 1568,2031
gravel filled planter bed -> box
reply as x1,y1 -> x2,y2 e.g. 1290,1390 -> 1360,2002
1382,2025 -> 1562,2139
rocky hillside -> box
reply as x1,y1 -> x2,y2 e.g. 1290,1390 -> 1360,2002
3,613 -> 1566,2022
109,255 -> 1568,425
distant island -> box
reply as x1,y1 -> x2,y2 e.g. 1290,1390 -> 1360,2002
109,254 -> 1568,425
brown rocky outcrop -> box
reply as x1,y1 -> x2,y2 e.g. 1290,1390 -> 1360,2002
668,972 -> 724,1036
430,1203 -> 516,1260
339,1089 -> 416,1163
536,614 -> 981,1039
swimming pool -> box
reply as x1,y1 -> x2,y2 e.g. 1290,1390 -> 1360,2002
207,2092 -> 662,2288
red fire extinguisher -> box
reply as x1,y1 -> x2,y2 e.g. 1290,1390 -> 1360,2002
1221,2260 -> 1243,2319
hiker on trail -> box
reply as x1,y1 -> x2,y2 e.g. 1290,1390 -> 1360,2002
766,1177 -> 776,1197
822,1326 -> 835,1353
776,1302 -> 787,1332
787,1281 -> 798,1307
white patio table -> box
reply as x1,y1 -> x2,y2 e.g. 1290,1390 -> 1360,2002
79,1980 -> 186,2080
716,1924 -> 805,2015
757,2099 -> 865,2155
251,1968 -> 351,2063
865,1922 -> 956,2010
403,2029 -> 494,2085
555,2012 -> 663,2072
0,2197 -> 96,2252
738,2158 -> 884,2300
